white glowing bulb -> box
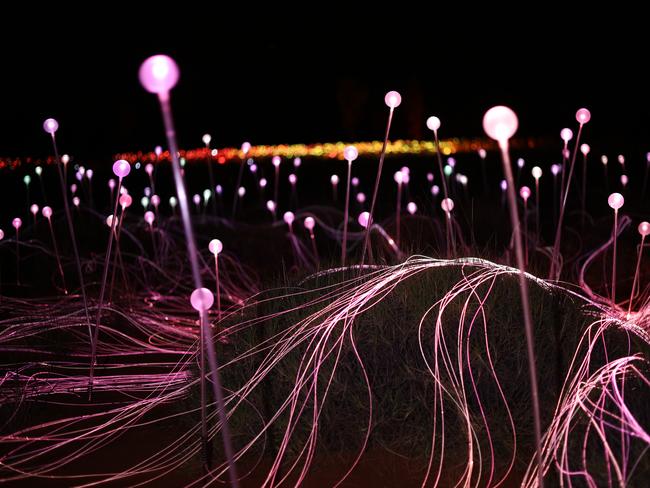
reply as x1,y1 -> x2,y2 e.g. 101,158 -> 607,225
202,133 -> 212,146
441,198 -> 454,213
266,200 -> 276,212
426,116 -> 441,131
608,192 -> 624,210
407,202 -> 417,215
483,106 -> 518,142
580,143 -> 590,155
331,174 -> 339,185
384,90 -> 402,109
532,166 -> 542,179
560,128 -> 573,142
209,239 -> 223,255
272,156 -> 281,167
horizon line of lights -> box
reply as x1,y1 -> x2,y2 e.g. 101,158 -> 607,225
0,137 -> 544,171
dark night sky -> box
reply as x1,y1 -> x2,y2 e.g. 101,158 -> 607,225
2,19 -> 649,161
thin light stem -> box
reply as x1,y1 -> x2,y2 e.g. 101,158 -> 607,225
342,161 -> 352,267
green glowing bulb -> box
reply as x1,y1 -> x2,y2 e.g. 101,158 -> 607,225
180,157 -> 186,168
23,175 -> 31,185
444,165 -> 453,176
203,189 -> 211,202
141,196 -> 150,209
169,196 -> 177,208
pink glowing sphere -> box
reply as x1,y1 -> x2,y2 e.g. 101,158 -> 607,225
551,164 -> 561,176
139,55 -> 179,95
580,143 -> 590,155
560,128 -> 573,142
61,154 -> 70,165
75,171 -> 83,182
106,215 -> 116,227
638,221 -> 650,237
517,158 -> 525,169
407,202 -> 417,215
119,194 -> 133,208
202,133 -> 212,146
283,211 -> 295,226
431,185 -> 440,196
441,198 -> 454,213
532,166 -> 542,179
30,204 -> 39,215
145,163 -> 154,176
293,157 -> 301,168
190,287 -> 214,312
478,148 -> 487,159
216,184 -> 223,195
621,174 -> 629,187
447,157 -> 456,168
70,184 -> 77,194
108,179 -> 116,190
250,164 -> 257,173
42,206 -> 53,219
144,211 -> 155,225
500,180 -> 508,191
0,229 -> 3,240
618,154 -> 625,165
384,91 -> 402,109
600,155 -> 608,165
12,218 -> 21,230
647,152 -> 650,163
193,194 -> 201,205
72,196 -> 80,207
151,194 -> 160,206
357,192 -> 366,203
608,192 -> 624,210
483,106 -> 518,142
358,212 -> 371,228
426,116 -> 441,131
259,178 -> 267,189
242,142 -> 251,154
344,145 -> 358,162
113,160 -> 131,178
86,169 -> 93,180
155,146 -> 163,157
289,174 -> 297,184
576,108 -> 591,124
208,239 -> 223,255
401,172 -> 410,184
304,216 -> 315,230
426,172 -> 434,182
238,187 -> 246,197
394,171 -> 404,184
519,186 -> 531,200
43,118 -> 59,134
352,177 -> 360,187
266,200 -> 276,212
331,174 -> 339,185
272,156 -> 281,167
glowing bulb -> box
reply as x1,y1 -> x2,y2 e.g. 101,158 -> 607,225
203,189 -> 212,202
193,194 -> 201,206
517,158 -> 525,169
601,155 -> 608,165
61,154 -> 70,165
208,239 -> 223,255
618,154 -> 625,165
43,118 -> 59,134
426,172 -> 434,182
241,142 -> 251,154
407,202 -> 417,214
293,157 -> 301,168
75,172 -> 83,182
215,185 -> 223,195
520,186 -> 531,200
608,192 -> 624,210
190,287 -> 214,312
211,149 -> 218,157
580,143 -> 590,155
0,229 -> 4,240
108,178 -> 116,190
202,133 -> 212,146
12,217 -> 22,229
444,165 -> 452,176
352,177 -> 359,187
145,163 -> 154,176
35,166 -> 42,176
113,159 -> 131,178
384,90 -> 402,109
500,180 -> 508,191
532,166 -> 542,179
621,174 -> 628,187
304,216 -> 315,230
141,196 -> 149,209
560,128 -> 573,142
151,195 -> 160,207
426,116 -> 441,131
72,196 -> 80,207
576,108 -> 591,124
119,194 -> 132,208
344,145 -> 358,162
483,106 -> 518,142
139,55 -> 180,96
86,169 -> 93,180
441,198 -> 454,213
106,215 -> 117,227
155,146 -> 163,157
431,185 -> 440,196
169,196 -> 177,208
283,211 -> 295,226
357,192 -> 366,203
266,200 -> 276,212
478,148 -> 487,159
551,164 -> 561,176
70,184 -> 77,194
358,212 -> 370,228
272,156 -> 281,167
23,175 -> 31,185
30,204 -> 39,215
259,178 -> 267,188
447,157 -> 456,168
238,187 -> 246,197
330,174 -> 339,185
289,174 -> 297,184
42,206 -> 52,219
144,211 -> 155,225
638,221 -> 650,237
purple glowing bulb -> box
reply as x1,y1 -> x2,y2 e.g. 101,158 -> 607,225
42,206 -> 52,219
357,212 -> 371,228
638,221 -> 650,237
108,178 -> 116,190
560,128 -> 573,143
431,185 -> 440,196
576,108 -> 591,125
112,159 -> 131,179
293,157 -> 301,168
447,157 -> 456,168
259,178 -> 267,189
551,164 -> 561,176
357,192 -> 366,203
647,152 -> 650,163
384,90 -> 402,109
351,177 -> 360,187
266,200 -> 276,212
75,172 -> 83,182
304,216 -> 315,230
43,118 -> 59,134
241,142 -> 251,155
407,202 -> 417,215
193,194 -> 201,206
190,287 -> 214,312
151,194 -> 160,207
119,194 -> 133,209
426,172 -> 434,182
145,163 -> 154,176
139,55 -> 180,97
441,198 -> 454,213
283,211 -> 295,226
519,186 -> 531,201
272,156 -> 281,167
237,187 -> 246,197
70,184 -> 77,194
483,106 -> 518,143
202,133 -> 212,146
426,116 -> 441,131
216,184 -> 223,195
289,174 -> 297,184
249,163 -> 257,174
344,145 -> 358,162
580,143 -> 590,155
144,211 -> 155,225
330,174 -> 339,185
517,158 -> 525,169
500,179 -> 508,191
208,239 -> 223,255
532,166 -> 542,179
608,192 -> 624,210
155,146 -> 163,157
12,217 -> 22,230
